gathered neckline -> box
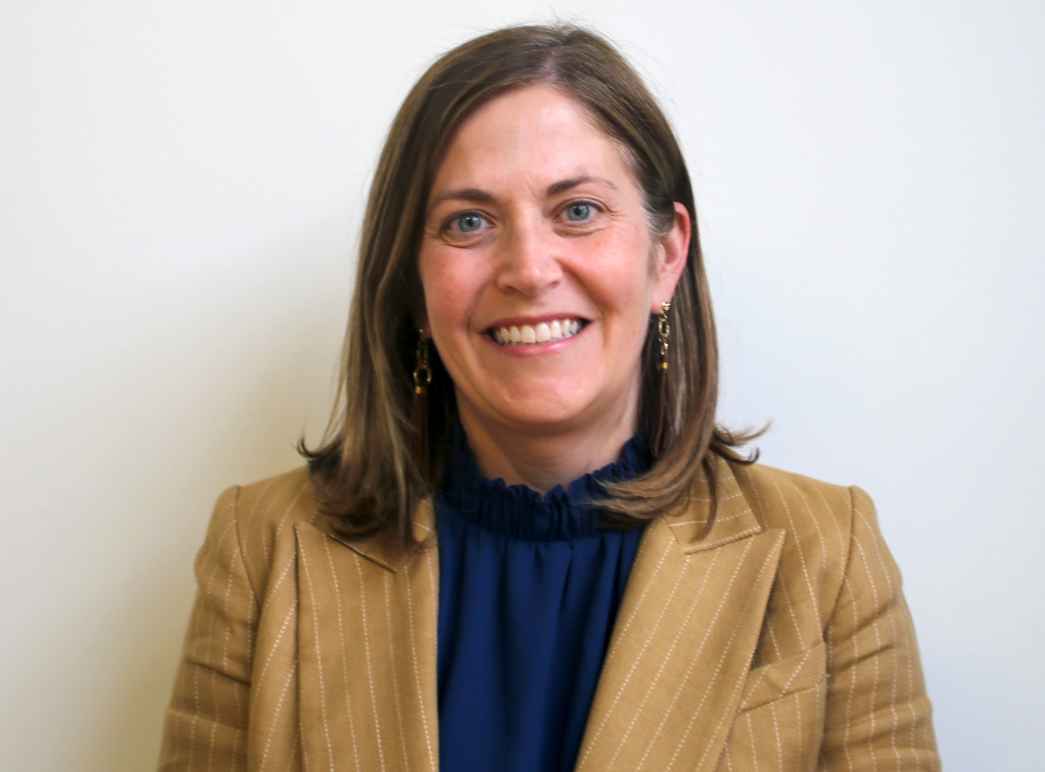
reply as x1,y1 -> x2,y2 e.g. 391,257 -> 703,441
437,423 -> 651,542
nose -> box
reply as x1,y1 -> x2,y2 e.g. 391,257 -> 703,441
493,216 -> 563,297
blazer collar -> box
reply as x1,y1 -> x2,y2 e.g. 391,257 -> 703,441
661,454 -> 764,553
325,453 -> 762,570
321,496 -> 437,573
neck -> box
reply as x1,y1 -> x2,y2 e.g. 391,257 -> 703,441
456,398 -> 639,494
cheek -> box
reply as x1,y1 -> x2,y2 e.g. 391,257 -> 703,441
419,250 -> 480,334
580,230 -> 658,315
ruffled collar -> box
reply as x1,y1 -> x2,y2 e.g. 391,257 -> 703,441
437,423 -> 651,542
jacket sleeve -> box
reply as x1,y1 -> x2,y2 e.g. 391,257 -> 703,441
818,486 -> 941,770
158,486 -> 257,771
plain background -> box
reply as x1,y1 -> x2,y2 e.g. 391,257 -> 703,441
3,1 -> 1042,769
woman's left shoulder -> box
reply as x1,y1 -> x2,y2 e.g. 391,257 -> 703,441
726,458 -> 889,576
729,459 -> 859,534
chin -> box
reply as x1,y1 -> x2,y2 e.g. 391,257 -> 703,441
505,411 -> 584,432
496,395 -> 603,433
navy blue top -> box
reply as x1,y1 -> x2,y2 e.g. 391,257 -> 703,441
435,428 -> 650,771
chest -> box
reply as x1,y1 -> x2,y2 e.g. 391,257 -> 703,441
243,517 -> 829,771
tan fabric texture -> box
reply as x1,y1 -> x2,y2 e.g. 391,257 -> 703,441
158,456 -> 941,771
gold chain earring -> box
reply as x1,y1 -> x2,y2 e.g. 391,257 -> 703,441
413,329 -> 432,396
658,301 -> 671,372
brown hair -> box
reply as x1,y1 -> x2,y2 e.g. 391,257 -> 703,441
299,23 -> 764,546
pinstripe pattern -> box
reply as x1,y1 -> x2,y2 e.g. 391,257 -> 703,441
320,537 -> 361,772
158,460 -> 939,770
383,571 -> 410,772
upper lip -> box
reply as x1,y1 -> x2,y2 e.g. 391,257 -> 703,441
483,314 -> 590,331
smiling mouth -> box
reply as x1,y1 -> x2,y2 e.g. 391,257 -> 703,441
485,318 -> 590,346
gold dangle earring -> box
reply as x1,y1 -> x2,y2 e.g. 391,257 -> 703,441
658,301 -> 671,372
413,329 -> 432,396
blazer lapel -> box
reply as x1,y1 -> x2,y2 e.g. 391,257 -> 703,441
295,501 -> 440,772
574,458 -> 785,772
292,459 -> 780,772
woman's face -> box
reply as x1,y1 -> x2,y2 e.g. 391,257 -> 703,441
418,84 -> 688,443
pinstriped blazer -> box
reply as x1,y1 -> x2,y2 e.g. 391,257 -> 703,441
157,455 -> 941,771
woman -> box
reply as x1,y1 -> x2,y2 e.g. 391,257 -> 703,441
159,24 -> 940,771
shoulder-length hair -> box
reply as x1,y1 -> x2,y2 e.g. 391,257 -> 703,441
300,23 -> 763,548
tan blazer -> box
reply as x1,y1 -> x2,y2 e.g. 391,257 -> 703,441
158,456 -> 940,771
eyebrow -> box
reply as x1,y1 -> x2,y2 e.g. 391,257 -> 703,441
426,175 -> 618,215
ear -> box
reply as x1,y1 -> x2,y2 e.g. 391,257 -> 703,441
651,202 -> 691,311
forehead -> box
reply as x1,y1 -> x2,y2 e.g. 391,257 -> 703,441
430,85 -> 637,192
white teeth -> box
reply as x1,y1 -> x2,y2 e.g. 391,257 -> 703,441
490,318 -> 585,346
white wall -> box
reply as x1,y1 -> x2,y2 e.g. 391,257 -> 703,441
3,1 -> 1042,769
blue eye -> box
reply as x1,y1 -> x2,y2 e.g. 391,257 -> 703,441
564,202 -> 595,222
450,212 -> 486,233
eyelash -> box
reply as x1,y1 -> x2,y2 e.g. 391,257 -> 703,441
440,199 -> 604,236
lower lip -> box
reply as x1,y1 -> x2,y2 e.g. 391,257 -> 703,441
482,324 -> 589,357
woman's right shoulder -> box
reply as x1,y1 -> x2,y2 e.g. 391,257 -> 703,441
235,464 -> 320,532
200,465 -> 322,599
